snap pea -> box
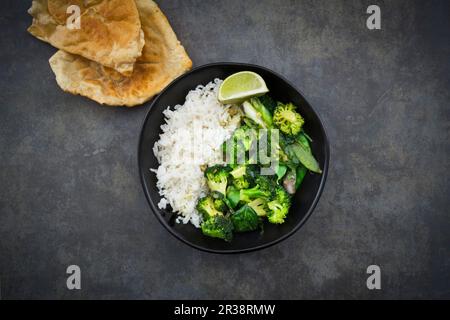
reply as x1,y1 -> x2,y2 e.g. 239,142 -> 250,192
289,142 -> 322,173
297,133 -> 311,153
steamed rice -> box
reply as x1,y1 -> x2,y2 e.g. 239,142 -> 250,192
152,79 -> 240,227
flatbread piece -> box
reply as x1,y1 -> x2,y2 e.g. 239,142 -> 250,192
28,0 -> 145,75
48,0 -> 192,107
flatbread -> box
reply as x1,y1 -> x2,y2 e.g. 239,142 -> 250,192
49,0 -> 192,107
28,0 -> 145,76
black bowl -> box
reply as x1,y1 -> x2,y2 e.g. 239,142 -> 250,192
138,63 -> 329,253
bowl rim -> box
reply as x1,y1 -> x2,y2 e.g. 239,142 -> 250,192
138,62 -> 330,254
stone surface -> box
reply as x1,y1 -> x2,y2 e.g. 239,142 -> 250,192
0,0 -> 449,299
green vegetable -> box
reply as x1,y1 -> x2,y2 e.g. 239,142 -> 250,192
250,97 -> 273,127
232,176 -> 251,190
275,164 -> 287,182
295,165 -> 308,189
254,175 -> 276,194
226,186 -> 241,208
229,165 -> 255,190
196,195 -> 223,220
231,205 -> 261,232
242,116 -> 259,129
297,133 -> 311,153
240,185 -> 271,203
258,95 -> 277,113
287,142 -> 322,173
302,131 -> 313,142
199,93 -> 323,242
239,174 -> 275,203
278,134 -> 300,168
205,165 -> 231,195
245,164 -> 260,179
232,125 -> 257,152
211,191 -> 228,213
267,202 -> 288,224
242,97 -> 273,129
248,198 -> 269,217
273,102 -> 304,136
230,165 -> 246,179
267,186 -> 291,224
222,125 -> 258,165
201,215 -> 234,242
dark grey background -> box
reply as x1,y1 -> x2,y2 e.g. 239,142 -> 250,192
1,0 -> 449,299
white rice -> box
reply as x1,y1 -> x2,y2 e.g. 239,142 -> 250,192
152,79 -> 240,227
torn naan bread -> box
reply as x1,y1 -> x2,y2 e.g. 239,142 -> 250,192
49,0 -> 192,107
28,0 -> 145,76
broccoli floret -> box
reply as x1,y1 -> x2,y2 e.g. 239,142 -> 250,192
204,165 -> 230,195
231,205 -> 261,232
214,198 -> 228,212
240,185 -> 271,203
239,174 -> 277,203
196,195 -> 223,220
233,176 -> 251,189
210,191 -> 228,213
273,102 -> 304,136
230,165 -> 247,179
267,186 -> 292,224
267,201 -> 288,224
254,175 -> 276,192
248,198 -> 269,217
230,165 -> 256,190
242,97 -> 273,129
201,215 -> 234,242
211,190 -> 236,212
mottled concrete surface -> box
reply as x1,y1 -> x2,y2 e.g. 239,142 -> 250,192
0,0 -> 449,299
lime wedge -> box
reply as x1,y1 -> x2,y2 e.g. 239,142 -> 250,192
218,71 -> 269,104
